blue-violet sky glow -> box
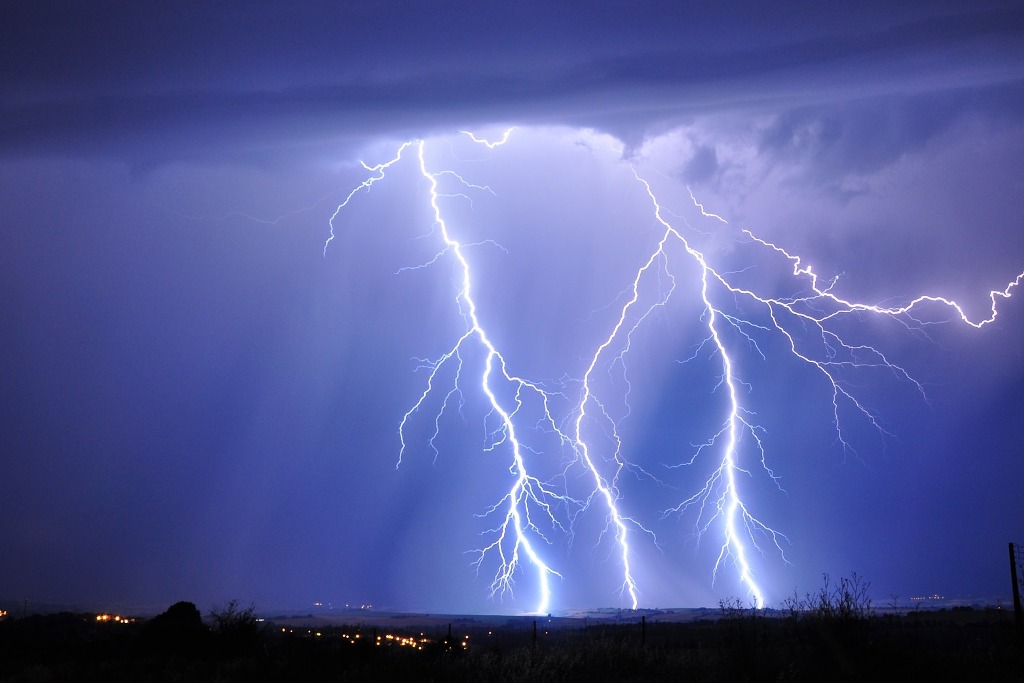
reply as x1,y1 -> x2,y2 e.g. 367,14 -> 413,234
1,1 -> 1023,615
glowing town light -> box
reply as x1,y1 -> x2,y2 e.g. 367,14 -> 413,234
326,128 -> 1023,611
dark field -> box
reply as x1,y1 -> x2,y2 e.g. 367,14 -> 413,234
0,601 -> 1020,682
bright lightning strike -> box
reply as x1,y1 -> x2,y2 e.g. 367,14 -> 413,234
342,134 -> 572,615
459,128 -> 516,148
326,127 -> 1022,613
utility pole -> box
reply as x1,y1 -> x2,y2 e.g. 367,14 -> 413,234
1010,542 -> 1023,637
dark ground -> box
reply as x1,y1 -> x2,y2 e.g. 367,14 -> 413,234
0,601 -> 1020,682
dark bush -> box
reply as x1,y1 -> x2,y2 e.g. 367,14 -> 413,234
140,600 -> 209,657
209,599 -> 264,657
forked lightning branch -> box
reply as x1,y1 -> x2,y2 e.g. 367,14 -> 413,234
325,129 -> 1022,614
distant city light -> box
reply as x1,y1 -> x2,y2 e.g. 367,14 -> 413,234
95,613 -> 133,624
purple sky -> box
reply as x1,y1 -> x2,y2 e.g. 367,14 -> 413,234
2,1 -> 1023,614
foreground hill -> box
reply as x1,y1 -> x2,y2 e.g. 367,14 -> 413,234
0,601 -> 1020,682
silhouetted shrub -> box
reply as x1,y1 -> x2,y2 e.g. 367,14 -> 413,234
209,599 -> 263,656
140,600 -> 209,656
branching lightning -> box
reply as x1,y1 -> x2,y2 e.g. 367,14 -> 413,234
326,128 -> 1022,613
396,138 -> 574,615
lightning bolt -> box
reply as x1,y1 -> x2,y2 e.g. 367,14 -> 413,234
615,174 -> 1021,607
326,128 -> 1022,612
557,168 -> 782,609
332,133 -> 579,615
459,128 -> 516,148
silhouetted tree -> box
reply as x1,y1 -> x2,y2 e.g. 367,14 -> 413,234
209,599 -> 262,656
140,601 -> 208,656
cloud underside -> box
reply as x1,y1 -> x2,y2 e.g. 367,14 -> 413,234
1,2 -> 1022,164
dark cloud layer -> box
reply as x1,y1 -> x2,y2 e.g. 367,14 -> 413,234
2,2 -> 1022,163
759,82 -> 1024,181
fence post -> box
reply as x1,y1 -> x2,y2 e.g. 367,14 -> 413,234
1010,542 -> 1023,639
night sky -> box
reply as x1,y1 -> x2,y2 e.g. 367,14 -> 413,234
2,1 -> 1024,615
